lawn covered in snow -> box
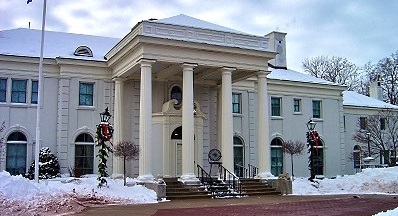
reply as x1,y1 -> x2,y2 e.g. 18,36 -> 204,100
1,167 -> 398,215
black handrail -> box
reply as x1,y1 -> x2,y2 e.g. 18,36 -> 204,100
248,164 -> 259,178
234,163 -> 248,178
197,164 -> 213,187
218,164 -> 242,196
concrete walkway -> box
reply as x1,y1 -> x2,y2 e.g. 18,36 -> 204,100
75,194 -> 398,216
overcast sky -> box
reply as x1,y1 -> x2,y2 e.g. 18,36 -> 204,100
1,0 -> 397,72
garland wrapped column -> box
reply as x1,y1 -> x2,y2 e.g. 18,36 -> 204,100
96,107 -> 114,187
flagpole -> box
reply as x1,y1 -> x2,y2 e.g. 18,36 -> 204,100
34,0 -> 47,183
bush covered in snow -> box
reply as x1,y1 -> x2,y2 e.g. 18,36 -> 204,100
26,147 -> 61,180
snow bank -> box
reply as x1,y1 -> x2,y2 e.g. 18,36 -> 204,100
293,167 -> 398,195
0,171 -> 157,215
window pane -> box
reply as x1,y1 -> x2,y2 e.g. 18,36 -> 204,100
79,83 -> 93,106
271,97 -> 281,116
6,143 -> 27,176
31,81 -> 38,104
0,79 -> 6,102
312,100 -> 321,118
170,86 -> 182,105
11,80 -> 27,103
294,99 -> 301,112
232,93 -> 241,114
75,144 -> 94,175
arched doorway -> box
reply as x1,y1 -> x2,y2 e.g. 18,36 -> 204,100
74,133 -> 95,177
171,126 -> 182,176
233,136 -> 244,177
271,138 -> 284,176
6,131 -> 27,175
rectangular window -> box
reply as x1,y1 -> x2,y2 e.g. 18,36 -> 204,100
359,117 -> 367,130
271,97 -> 281,116
293,98 -> 301,113
79,82 -> 94,106
380,118 -> 386,130
31,81 -> 38,104
11,79 -> 27,103
312,100 -> 321,118
232,93 -> 241,114
0,78 -> 6,102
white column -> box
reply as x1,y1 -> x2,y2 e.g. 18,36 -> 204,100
112,78 -> 124,175
221,67 -> 235,172
257,71 -> 273,178
137,59 -> 156,182
179,63 -> 198,183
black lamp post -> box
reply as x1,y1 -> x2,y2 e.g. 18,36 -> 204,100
100,107 -> 112,123
306,119 -> 317,181
96,107 -> 114,187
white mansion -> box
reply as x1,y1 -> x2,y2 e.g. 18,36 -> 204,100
0,15 -> 396,181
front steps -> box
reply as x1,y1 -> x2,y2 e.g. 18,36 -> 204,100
164,177 -> 280,200
164,177 -> 211,200
240,178 -> 281,196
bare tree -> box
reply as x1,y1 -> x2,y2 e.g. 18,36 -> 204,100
114,141 -> 140,186
282,140 -> 305,179
302,56 -> 360,91
352,109 -> 398,166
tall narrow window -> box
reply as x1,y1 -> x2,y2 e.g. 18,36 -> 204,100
293,98 -> 301,113
359,117 -> 367,130
79,82 -> 94,106
271,138 -> 283,176
0,78 -> 6,102
313,140 -> 324,176
271,97 -> 281,116
6,131 -> 27,176
31,81 -> 38,104
233,136 -> 244,177
232,93 -> 241,114
380,118 -> 386,130
11,79 -> 27,103
170,85 -> 182,105
75,133 -> 95,176
312,100 -> 322,118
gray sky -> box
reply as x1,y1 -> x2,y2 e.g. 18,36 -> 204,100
1,0 -> 397,72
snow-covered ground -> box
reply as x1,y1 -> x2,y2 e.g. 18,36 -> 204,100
1,167 -> 398,215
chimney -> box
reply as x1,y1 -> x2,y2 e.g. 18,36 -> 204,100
265,31 -> 287,69
369,78 -> 383,101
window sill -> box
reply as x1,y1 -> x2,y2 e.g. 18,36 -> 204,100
271,116 -> 284,120
233,113 -> 243,117
312,118 -> 323,122
77,106 -> 96,111
293,112 -> 302,115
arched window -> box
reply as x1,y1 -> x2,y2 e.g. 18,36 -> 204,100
271,138 -> 283,176
74,46 -> 93,57
353,145 -> 361,173
313,140 -> 324,176
234,136 -> 244,177
6,131 -> 27,175
171,126 -> 182,140
75,133 -> 95,176
170,85 -> 182,105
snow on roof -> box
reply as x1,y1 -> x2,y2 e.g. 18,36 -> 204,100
153,14 -> 247,35
267,68 -> 337,85
343,90 -> 398,109
0,28 -> 120,61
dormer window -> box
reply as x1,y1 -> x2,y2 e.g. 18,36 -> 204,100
74,46 -> 93,57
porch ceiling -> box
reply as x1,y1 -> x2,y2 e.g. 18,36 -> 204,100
120,61 -> 259,85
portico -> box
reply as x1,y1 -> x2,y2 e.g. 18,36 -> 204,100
104,15 -> 276,182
